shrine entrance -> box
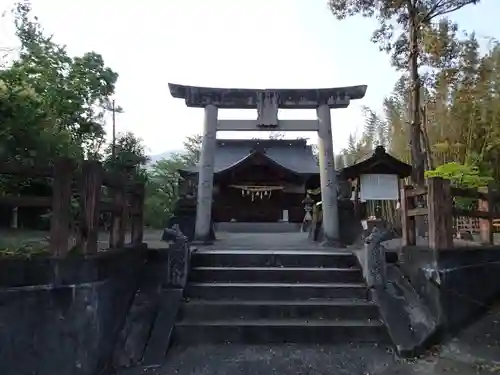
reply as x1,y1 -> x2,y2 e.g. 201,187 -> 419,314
168,84 -> 368,244
224,185 -> 285,223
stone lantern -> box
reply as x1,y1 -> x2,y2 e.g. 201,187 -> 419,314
303,194 -> 314,214
301,194 -> 314,232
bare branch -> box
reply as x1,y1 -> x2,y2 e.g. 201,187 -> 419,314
423,0 -> 479,23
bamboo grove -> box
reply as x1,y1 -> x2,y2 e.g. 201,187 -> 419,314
342,19 -> 500,185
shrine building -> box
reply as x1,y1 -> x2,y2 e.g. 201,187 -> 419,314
178,138 -> 320,223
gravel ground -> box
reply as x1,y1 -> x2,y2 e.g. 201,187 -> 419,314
120,343 -> 399,375
118,315 -> 500,375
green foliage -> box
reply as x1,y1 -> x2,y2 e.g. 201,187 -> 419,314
144,156 -> 186,228
425,163 -> 492,188
10,3 -> 117,153
1,2 -> 118,165
0,235 -> 49,259
0,2 -> 121,233
426,163 -> 493,209
103,132 -> 150,173
143,135 -> 201,229
176,134 -> 202,166
339,18 -> 500,192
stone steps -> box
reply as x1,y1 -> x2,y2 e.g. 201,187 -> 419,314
173,319 -> 387,344
215,222 -> 302,233
189,266 -> 364,283
179,299 -> 379,321
185,282 -> 369,300
190,250 -> 358,268
172,249 -> 388,344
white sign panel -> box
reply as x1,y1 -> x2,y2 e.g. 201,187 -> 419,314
282,210 -> 289,222
360,174 -> 399,201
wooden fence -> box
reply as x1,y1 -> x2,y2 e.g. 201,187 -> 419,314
0,158 -> 145,256
401,177 -> 499,249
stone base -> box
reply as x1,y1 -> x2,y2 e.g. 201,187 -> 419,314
320,237 -> 345,248
191,240 -> 215,246
168,215 -> 216,242
191,239 -> 215,246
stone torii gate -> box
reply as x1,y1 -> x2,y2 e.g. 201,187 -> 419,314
168,84 -> 367,245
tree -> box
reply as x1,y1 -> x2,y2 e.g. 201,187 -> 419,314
144,155 -> 186,228
0,1 -> 119,165
9,2 -> 118,158
103,132 -> 149,173
426,162 -> 492,209
0,1 -> 120,228
426,162 -> 492,188
328,0 -> 481,185
357,21 -> 500,180
178,134 -> 202,166
143,134 -> 202,228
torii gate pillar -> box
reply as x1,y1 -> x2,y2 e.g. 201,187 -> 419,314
317,104 -> 339,244
168,84 -> 368,245
194,104 -> 218,241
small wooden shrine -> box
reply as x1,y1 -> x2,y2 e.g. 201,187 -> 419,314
341,145 -> 412,180
178,139 -> 320,223
340,145 -> 412,225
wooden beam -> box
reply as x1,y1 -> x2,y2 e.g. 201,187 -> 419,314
0,196 -> 52,207
427,177 -> 453,250
407,207 -> 428,217
217,119 -> 319,132
50,158 -> 75,257
79,161 -> 103,254
406,186 -> 427,198
451,186 -> 493,200
400,186 -> 416,246
131,183 -> 145,246
0,162 -> 53,177
479,184 -> 494,245
109,173 -> 127,249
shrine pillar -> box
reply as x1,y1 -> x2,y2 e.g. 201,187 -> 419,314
317,104 -> 340,244
195,104 -> 218,242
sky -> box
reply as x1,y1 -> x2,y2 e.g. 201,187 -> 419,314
2,0 -> 500,156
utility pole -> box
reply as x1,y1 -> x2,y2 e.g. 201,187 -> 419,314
111,99 -> 116,161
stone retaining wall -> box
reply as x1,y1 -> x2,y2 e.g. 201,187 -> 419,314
0,238 -> 190,375
400,246 -> 500,332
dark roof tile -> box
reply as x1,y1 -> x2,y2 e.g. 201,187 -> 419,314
181,139 -> 319,175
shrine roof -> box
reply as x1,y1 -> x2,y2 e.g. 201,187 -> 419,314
168,83 -> 367,109
340,146 -> 412,179
180,139 -> 319,176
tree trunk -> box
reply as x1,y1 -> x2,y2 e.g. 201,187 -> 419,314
420,106 -> 434,171
409,10 -> 425,186
409,9 -> 427,238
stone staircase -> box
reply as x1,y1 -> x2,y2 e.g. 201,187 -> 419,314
171,250 -> 389,344
215,222 -> 302,233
